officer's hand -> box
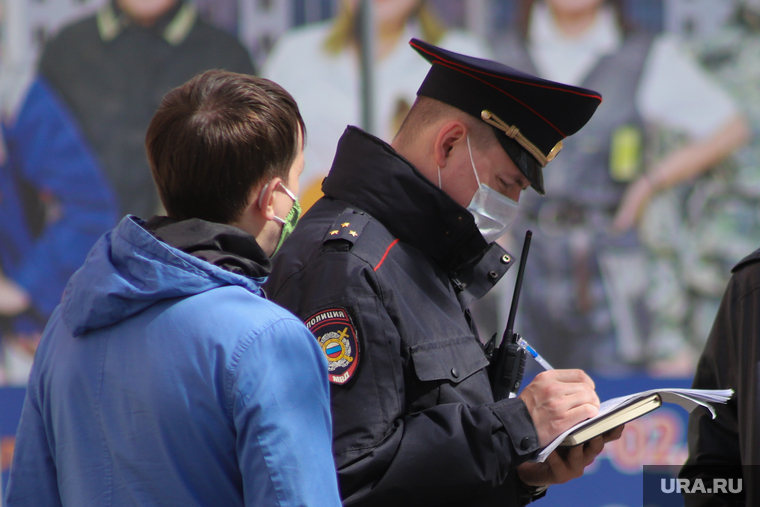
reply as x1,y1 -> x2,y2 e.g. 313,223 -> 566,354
518,369 -> 600,447
517,426 -> 624,486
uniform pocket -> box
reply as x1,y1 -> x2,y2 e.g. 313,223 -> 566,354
410,338 -> 489,384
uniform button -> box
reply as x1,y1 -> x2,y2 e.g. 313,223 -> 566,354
501,254 -> 511,264
520,437 -> 532,450
488,271 -> 499,279
451,368 -> 459,378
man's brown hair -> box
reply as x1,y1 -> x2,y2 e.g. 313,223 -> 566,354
146,69 -> 305,223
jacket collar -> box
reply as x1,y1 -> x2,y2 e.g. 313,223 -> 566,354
97,0 -> 197,46
322,127 -> 489,272
144,216 -> 271,279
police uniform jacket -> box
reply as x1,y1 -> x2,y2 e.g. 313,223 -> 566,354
266,127 -> 543,507
680,249 -> 760,506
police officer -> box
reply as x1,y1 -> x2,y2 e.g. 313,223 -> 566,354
679,246 -> 760,506
266,39 -> 622,507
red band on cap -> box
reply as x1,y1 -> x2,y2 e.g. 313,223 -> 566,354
410,40 -> 603,103
432,59 -> 567,137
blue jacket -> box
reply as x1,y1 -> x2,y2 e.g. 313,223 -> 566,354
0,77 -> 117,326
5,216 -> 341,507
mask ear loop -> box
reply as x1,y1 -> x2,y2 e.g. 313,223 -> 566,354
466,135 -> 481,186
279,182 -> 297,201
258,181 -> 272,210
437,167 -> 442,189
257,180 -> 288,224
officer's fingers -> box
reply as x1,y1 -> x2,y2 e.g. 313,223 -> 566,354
521,389 -> 599,445
546,446 -> 585,484
543,387 -> 600,418
531,403 -> 599,446
542,450 -> 568,484
522,376 -> 599,410
601,425 -> 625,443
568,386 -> 600,409
560,402 -> 600,431
546,382 -> 601,409
538,369 -> 596,390
581,435 -> 604,466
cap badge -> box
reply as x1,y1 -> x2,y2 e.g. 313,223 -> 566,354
480,110 -> 561,167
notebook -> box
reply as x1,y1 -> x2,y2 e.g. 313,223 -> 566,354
534,388 -> 733,462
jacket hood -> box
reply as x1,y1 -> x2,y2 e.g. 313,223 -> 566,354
62,216 -> 266,337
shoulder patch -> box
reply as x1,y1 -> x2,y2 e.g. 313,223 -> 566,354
305,308 -> 360,385
323,208 -> 370,246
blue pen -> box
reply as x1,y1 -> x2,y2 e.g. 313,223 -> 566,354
517,337 -> 554,371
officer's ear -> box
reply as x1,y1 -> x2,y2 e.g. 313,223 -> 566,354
255,177 -> 285,221
434,121 -> 466,169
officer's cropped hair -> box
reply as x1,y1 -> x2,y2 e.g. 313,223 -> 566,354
146,69 -> 306,224
394,96 -> 494,150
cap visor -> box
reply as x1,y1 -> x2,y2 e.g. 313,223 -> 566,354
494,129 -> 545,196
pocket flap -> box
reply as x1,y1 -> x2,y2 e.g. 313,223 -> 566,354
410,338 -> 489,383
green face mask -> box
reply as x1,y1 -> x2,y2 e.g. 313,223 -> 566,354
271,181 -> 301,255
273,197 -> 301,255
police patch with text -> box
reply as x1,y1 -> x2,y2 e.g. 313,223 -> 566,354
304,308 -> 360,385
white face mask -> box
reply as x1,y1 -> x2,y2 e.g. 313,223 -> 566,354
465,135 -> 519,243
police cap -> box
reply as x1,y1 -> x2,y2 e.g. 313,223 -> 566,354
410,38 -> 602,196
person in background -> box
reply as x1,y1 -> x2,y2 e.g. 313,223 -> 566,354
37,0 -> 256,219
486,0 -> 748,374
0,0 -> 117,384
263,0 -> 491,210
679,244 -> 760,506
266,39 -> 623,507
4,70 -> 341,507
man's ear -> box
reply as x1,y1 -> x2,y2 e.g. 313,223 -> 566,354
434,121 -> 466,169
255,177 -> 283,221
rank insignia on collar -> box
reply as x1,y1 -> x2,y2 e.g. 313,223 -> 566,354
304,307 -> 360,385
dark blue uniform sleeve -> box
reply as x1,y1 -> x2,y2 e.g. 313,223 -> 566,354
269,247 -> 539,507
2,77 -> 118,316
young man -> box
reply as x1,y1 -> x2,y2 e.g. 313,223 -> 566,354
265,40 -> 622,507
5,70 -> 341,507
